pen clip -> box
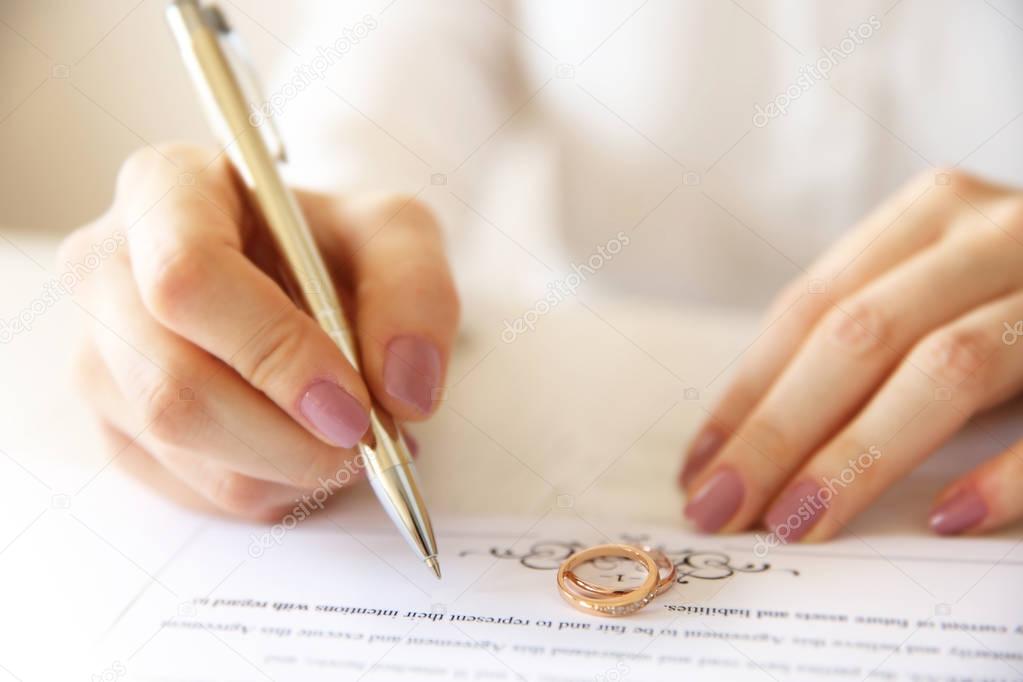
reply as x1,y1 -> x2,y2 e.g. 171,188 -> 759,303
166,0 -> 286,164
205,4 -> 287,163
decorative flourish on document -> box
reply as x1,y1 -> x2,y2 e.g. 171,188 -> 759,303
458,533 -> 799,585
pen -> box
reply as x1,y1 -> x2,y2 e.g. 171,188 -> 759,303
165,0 -> 441,579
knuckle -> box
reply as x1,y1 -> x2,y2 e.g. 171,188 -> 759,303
378,193 -> 432,221
922,166 -> 974,192
143,377 -> 206,447
819,298 -> 889,356
988,197 -> 1023,240
710,383 -> 755,433
150,141 -> 207,164
765,277 -> 829,332
767,279 -> 804,315
139,376 -> 178,428
739,416 -> 790,467
364,261 -> 460,323
361,192 -> 440,234
141,246 -> 209,324
911,327 -> 993,388
116,143 -> 207,198
57,217 -> 117,262
238,310 -> 309,390
209,471 -> 274,517
905,168 -> 936,195
909,167 -> 935,189
116,147 -> 162,193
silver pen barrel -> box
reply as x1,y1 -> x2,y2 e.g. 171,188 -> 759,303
360,409 -> 440,578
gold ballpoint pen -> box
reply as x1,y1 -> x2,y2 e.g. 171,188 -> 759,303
165,0 -> 440,579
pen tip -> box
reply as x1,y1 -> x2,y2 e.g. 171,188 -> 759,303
426,556 -> 441,580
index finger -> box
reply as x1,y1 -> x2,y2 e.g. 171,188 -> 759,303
117,143 -> 371,449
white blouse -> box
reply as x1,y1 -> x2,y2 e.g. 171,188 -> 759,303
268,0 -> 1023,308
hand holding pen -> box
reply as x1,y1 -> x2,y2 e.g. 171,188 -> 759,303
62,130 -> 455,573
62,140 -> 457,559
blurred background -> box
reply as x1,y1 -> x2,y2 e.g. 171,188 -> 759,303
0,1 -> 288,231
4,0 -> 1023,309
6,1 -> 1023,308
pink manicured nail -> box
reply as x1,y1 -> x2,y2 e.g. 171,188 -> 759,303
930,488 -> 987,535
680,427 -> 726,486
684,467 -> 744,532
765,479 -> 828,544
384,336 -> 441,414
299,380 -> 370,448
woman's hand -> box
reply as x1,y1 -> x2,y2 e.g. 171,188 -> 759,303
62,143 -> 458,520
681,168 -> 1023,541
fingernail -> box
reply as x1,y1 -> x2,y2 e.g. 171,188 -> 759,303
929,488 -> 987,535
299,380 -> 370,448
680,427 -> 726,486
684,467 -> 744,533
765,479 -> 828,543
384,336 -> 441,414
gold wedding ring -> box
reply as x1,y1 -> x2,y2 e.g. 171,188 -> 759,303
556,544 -> 661,617
567,545 -> 677,598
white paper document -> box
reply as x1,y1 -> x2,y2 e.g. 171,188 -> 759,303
93,512 -> 1023,681
4,291 -> 1021,681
